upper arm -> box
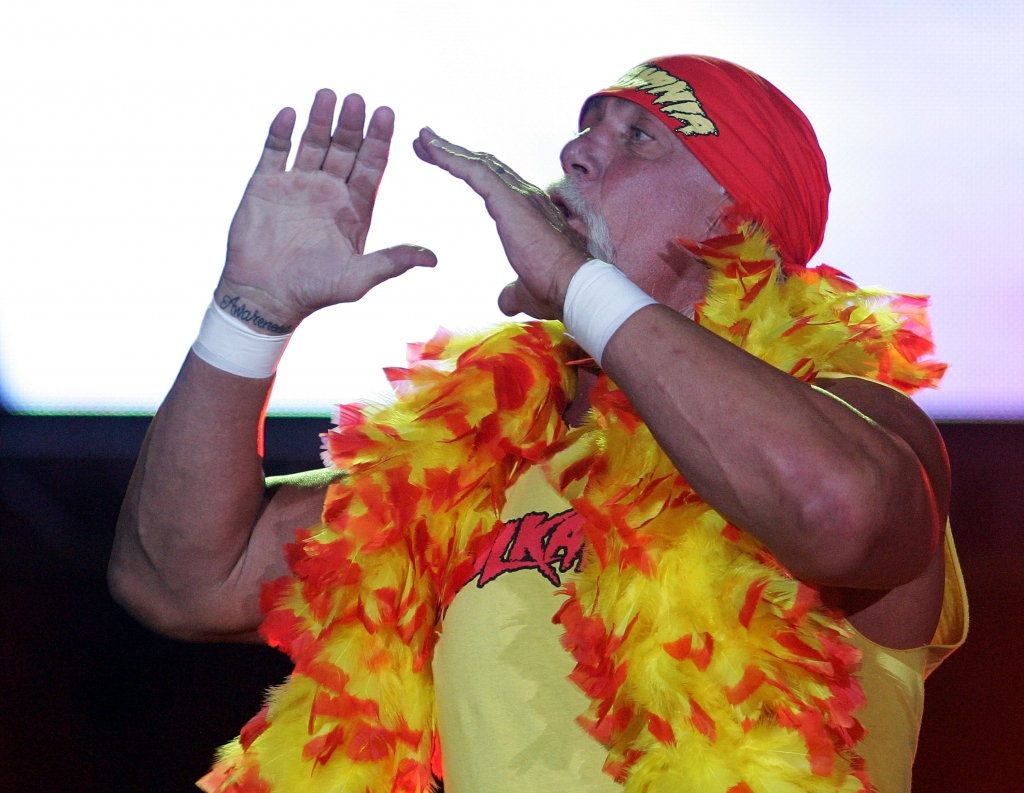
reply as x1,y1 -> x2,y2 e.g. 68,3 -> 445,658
812,376 -> 949,590
251,471 -> 340,575
812,377 -> 950,646
213,475 -> 333,639
113,475 -> 330,643
814,376 -> 950,524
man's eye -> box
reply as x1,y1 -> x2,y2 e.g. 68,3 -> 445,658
629,126 -> 653,142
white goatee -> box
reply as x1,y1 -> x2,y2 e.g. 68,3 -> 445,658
548,174 -> 616,263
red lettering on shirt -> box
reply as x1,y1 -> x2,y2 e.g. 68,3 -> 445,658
475,510 -> 586,587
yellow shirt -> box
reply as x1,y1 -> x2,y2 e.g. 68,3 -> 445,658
432,457 -> 968,793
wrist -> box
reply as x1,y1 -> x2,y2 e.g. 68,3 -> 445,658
550,254 -> 590,312
213,280 -> 301,336
192,298 -> 293,379
561,260 -> 659,366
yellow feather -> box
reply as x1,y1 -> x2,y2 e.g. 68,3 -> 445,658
203,224 -> 943,792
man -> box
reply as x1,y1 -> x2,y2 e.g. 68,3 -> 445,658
110,56 -> 965,793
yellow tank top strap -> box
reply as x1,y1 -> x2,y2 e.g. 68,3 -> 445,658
814,370 -> 910,394
926,524 -> 969,675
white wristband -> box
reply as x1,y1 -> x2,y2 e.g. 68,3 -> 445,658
191,300 -> 292,379
562,260 -> 658,367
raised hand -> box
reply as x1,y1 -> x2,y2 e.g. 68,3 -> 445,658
413,129 -> 590,319
218,90 -> 436,332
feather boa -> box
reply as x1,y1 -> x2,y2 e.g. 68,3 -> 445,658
199,222 -> 944,793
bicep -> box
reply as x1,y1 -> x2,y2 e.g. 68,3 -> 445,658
814,376 -> 950,525
813,377 -> 950,644
217,475 -> 332,638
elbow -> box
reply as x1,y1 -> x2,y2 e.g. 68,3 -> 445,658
790,487 -> 883,586
108,508 -> 264,642
785,460 -> 938,589
107,549 -> 248,643
106,505 -> 196,639
107,558 -> 202,641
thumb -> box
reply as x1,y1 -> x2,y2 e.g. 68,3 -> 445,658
498,279 -> 560,320
342,245 -> 437,301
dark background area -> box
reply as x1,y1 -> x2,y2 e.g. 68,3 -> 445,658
0,414 -> 1020,793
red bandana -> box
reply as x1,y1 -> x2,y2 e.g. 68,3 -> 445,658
585,55 -> 830,268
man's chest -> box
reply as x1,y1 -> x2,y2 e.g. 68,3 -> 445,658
432,462 -> 620,793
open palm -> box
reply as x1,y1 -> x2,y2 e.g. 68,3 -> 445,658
220,90 -> 435,330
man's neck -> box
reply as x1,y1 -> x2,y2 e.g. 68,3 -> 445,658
564,367 -> 599,428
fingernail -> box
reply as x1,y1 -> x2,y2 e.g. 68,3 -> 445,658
429,139 -> 442,148
425,126 -> 436,135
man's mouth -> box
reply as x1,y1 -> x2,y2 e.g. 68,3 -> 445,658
547,175 -> 615,263
549,192 -> 573,220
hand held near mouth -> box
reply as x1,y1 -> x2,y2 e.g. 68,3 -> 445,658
413,128 -> 591,319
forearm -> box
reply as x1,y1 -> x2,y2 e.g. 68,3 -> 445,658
107,89 -> 439,640
601,304 -> 939,588
109,351 -> 274,637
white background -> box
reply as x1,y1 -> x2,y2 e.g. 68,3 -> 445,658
1,0 -> 1021,417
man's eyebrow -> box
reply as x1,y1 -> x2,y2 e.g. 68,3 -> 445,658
579,96 -> 607,124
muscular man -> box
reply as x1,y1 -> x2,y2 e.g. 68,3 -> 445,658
110,57 -> 965,792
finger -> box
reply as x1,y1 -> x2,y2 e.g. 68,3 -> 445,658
340,245 -> 437,302
415,128 -> 521,177
498,280 -> 523,316
254,107 -> 296,174
321,94 -> 366,179
293,89 -> 338,172
346,105 -> 395,208
414,129 -> 521,203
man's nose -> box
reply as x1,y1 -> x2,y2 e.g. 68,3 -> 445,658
559,128 -> 602,179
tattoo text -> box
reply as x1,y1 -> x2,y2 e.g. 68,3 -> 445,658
218,295 -> 293,334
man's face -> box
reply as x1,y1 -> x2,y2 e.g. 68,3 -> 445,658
551,96 -> 729,310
